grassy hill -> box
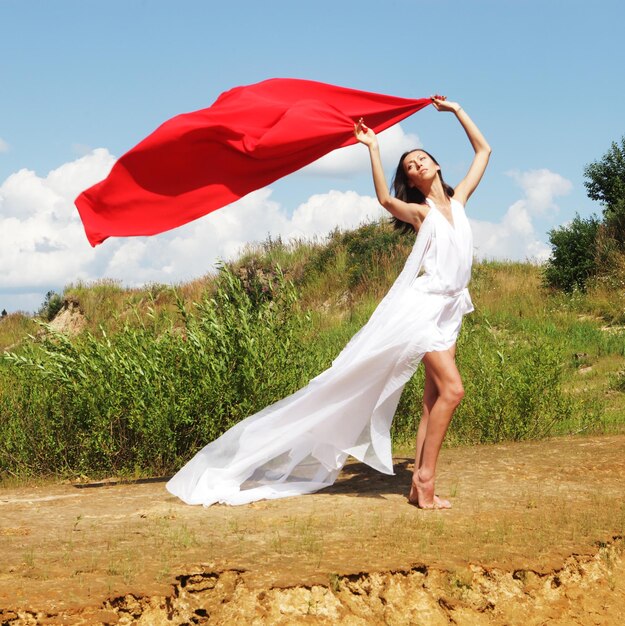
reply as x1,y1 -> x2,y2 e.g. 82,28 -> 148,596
1,221 -> 624,481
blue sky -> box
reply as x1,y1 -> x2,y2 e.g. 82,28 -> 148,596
1,0 -> 624,312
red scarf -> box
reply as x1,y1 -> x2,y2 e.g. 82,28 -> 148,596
75,79 -> 431,246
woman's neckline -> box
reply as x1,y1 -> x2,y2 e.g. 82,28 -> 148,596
426,198 -> 456,230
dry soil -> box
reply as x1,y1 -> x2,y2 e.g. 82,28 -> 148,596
1,435 -> 624,624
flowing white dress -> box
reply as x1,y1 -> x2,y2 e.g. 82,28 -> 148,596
166,198 -> 474,506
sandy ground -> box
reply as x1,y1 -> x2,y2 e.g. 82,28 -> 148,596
1,435 -> 624,624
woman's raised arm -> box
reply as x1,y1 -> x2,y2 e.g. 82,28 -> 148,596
354,120 -> 424,227
431,96 -> 491,206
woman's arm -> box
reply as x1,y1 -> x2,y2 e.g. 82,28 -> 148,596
354,120 -> 425,226
431,97 -> 491,206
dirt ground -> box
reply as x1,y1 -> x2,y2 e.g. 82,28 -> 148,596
1,435 -> 624,625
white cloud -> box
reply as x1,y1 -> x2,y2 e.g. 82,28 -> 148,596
0,138 -> 9,153
0,150 -> 116,297
301,124 -> 421,177
506,169 -> 572,215
96,188 -> 385,288
0,149 -> 385,312
285,190 -> 384,238
0,148 -> 573,314
471,168 -> 573,262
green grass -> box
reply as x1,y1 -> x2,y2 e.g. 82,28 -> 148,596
0,311 -> 38,351
1,222 -> 624,481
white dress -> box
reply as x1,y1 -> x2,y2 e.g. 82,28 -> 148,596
166,198 -> 474,506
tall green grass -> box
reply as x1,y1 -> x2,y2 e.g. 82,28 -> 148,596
1,222 -> 623,480
0,267 -> 330,477
391,313 -> 602,447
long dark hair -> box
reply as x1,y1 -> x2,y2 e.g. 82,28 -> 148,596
390,149 -> 455,234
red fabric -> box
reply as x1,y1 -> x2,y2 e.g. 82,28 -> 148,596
75,78 -> 431,246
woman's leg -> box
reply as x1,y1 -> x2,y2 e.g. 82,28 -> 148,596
408,368 -> 438,504
411,345 -> 463,508
412,365 -> 437,474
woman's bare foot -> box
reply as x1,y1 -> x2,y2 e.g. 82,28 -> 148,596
408,473 -> 451,509
432,494 -> 452,508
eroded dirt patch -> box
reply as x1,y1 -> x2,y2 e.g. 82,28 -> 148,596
1,435 -> 624,624
2,542 -> 623,625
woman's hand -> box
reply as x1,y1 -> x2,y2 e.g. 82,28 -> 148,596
431,95 -> 461,114
354,118 -> 377,147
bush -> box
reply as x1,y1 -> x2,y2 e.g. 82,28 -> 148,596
0,266 -> 329,477
543,214 -> 600,292
392,315 -> 587,446
38,290 -> 64,321
307,221 -> 411,291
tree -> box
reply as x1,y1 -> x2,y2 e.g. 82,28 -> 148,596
38,290 -> 64,321
584,135 -> 625,244
543,214 -> 600,292
546,135 -> 625,292
1,309 -> 7,318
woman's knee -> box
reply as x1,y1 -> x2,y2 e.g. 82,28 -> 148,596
442,381 -> 464,406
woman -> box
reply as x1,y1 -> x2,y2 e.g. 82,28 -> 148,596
353,96 -> 491,508
167,96 -> 490,510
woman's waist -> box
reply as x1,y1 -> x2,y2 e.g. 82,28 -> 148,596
411,275 -> 471,298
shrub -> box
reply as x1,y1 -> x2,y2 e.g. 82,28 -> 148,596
38,290 -> 64,321
307,221 -> 412,291
0,266 -> 328,477
543,214 -> 600,292
392,315 -> 583,446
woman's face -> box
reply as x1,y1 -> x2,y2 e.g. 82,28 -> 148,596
403,150 -> 439,187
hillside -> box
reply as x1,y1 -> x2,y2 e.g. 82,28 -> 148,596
1,221 -> 624,482
2,221 -> 625,623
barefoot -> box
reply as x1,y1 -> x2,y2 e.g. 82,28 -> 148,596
408,474 -> 451,510
433,494 -> 452,509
